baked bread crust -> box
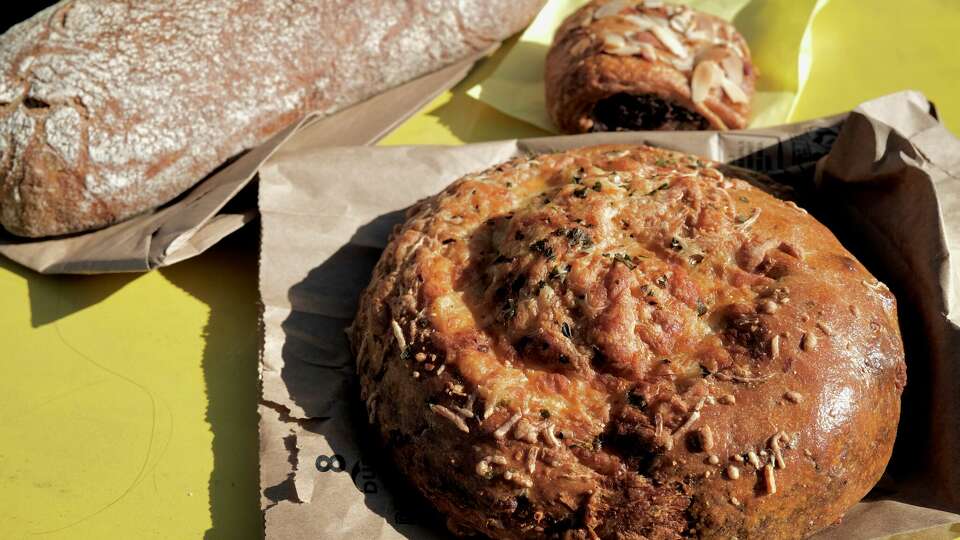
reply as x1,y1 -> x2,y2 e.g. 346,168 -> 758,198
350,145 -> 905,539
0,0 -> 544,237
545,0 -> 755,133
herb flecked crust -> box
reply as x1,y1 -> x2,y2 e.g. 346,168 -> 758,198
350,144 -> 906,539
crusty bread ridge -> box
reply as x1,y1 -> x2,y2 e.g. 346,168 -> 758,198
0,0 -> 545,237
350,144 -> 905,539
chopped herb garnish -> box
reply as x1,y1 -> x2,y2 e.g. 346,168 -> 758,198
530,239 -> 555,260
498,298 -> 517,321
573,188 -> 588,198
669,237 -> 683,251
689,253 -> 705,265
400,347 -> 413,361
547,264 -> 572,282
647,182 -> 669,195
540,409 -> 551,419
655,275 -> 668,288
654,157 -> 676,167
561,322 -> 572,338
696,299 -> 708,317
506,182 -> 513,188
699,363 -> 713,377
592,181 -> 602,192
572,167 -> 585,183
612,253 -> 636,269
565,227 -> 593,249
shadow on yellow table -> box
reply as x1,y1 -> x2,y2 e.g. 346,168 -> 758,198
0,228 -> 261,539
1,0 -> 959,538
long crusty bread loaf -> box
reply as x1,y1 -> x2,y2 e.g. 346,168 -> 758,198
0,1 -> 544,237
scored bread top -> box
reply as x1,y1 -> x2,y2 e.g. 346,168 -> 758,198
351,145 -> 905,539
0,0 -> 544,237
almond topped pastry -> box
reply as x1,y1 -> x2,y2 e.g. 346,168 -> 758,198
546,0 -> 755,133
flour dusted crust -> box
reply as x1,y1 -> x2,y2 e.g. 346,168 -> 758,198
350,145 -> 905,538
0,0 -> 544,237
545,0 -> 755,133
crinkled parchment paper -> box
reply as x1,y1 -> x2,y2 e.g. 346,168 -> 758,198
258,91 -> 960,539
0,49 -> 491,274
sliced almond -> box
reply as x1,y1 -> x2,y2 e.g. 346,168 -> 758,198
732,40 -> 747,58
669,9 -> 693,33
691,59 -> 722,103
622,13 -> 656,31
601,31 -> 627,52
595,0 -> 634,19
685,28 -> 710,42
570,37 -> 593,56
635,41 -> 658,61
671,54 -> 693,72
605,39 -> 658,60
647,16 -> 672,29
720,78 -> 748,103
717,22 -> 732,42
651,25 -> 687,57
606,43 -> 643,56
721,54 -> 744,86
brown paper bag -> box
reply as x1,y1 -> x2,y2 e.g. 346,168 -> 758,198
0,49 -> 491,274
257,91 -> 960,539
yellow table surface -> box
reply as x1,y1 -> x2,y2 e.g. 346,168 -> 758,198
2,1 -> 959,538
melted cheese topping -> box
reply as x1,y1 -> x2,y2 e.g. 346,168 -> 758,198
410,146 -> 771,439
367,144 -> 899,449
